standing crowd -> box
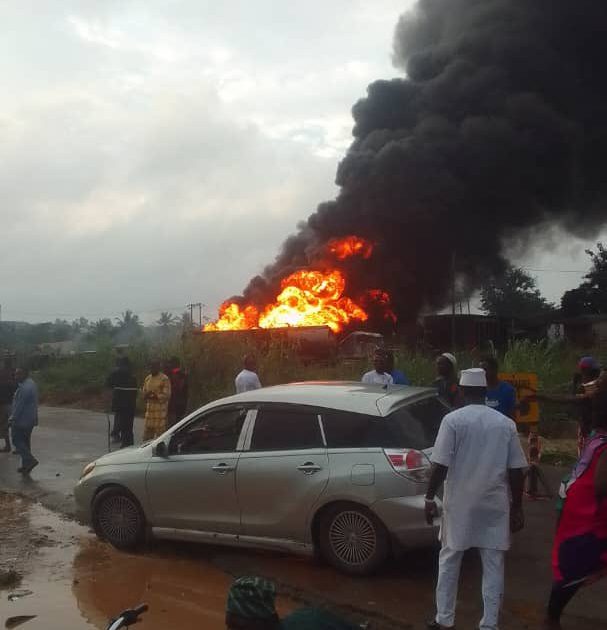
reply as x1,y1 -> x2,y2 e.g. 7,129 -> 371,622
106,355 -> 190,448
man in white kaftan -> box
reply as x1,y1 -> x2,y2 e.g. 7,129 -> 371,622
424,368 -> 528,630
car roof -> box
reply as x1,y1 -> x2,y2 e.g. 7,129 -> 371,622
205,381 -> 437,417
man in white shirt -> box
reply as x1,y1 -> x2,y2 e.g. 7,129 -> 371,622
424,368 -> 527,630
361,349 -> 394,386
235,355 -> 262,394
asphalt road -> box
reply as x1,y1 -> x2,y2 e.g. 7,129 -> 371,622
1,406 -> 606,629
0,406 -> 144,515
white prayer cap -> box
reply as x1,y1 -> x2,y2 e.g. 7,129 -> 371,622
459,368 -> 487,388
441,352 -> 457,368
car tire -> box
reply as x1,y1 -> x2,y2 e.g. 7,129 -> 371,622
318,503 -> 390,575
92,486 -> 146,550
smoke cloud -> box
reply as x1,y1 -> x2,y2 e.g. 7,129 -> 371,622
238,0 -> 607,324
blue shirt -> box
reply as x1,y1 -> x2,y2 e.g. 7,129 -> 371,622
390,369 -> 411,385
11,378 -> 39,429
485,381 -> 516,418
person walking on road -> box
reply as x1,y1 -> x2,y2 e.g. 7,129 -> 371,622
167,356 -> 189,427
543,384 -> 607,629
235,355 -> 262,394
424,368 -> 527,630
106,356 -> 138,448
142,360 -> 171,441
480,355 -> 517,420
0,359 -> 15,452
434,353 -> 462,408
361,348 -> 394,385
9,367 -> 39,475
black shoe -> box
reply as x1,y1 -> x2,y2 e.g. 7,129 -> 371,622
22,459 -> 39,475
17,466 -> 24,473
426,622 -> 454,630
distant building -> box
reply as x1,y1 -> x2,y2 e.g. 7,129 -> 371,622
422,314 -> 508,352
559,315 -> 607,349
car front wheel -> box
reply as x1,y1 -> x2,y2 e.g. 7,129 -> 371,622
319,503 -> 389,575
92,487 -> 146,550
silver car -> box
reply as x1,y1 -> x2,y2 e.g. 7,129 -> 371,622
75,382 -> 446,575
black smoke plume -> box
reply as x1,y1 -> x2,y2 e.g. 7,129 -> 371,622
240,0 -> 607,325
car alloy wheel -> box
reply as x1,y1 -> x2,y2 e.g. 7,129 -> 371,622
328,509 -> 378,567
92,488 -> 145,549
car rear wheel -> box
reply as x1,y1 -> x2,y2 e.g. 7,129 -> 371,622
92,487 -> 146,550
319,503 -> 389,575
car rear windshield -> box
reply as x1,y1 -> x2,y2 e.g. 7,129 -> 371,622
321,396 -> 448,450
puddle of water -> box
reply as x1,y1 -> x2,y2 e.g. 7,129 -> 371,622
0,494 -> 297,630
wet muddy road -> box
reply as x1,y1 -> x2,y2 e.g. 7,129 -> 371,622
1,491 -> 606,630
0,493 -> 302,630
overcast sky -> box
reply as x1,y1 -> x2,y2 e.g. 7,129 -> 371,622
0,1 -> 601,324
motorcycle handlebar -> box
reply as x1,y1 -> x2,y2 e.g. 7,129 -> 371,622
107,604 -> 148,630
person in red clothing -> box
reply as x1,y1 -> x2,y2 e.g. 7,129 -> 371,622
544,385 -> 607,628
166,357 -> 189,428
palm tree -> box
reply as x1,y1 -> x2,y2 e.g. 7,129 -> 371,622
156,312 -> 177,329
90,318 -> 114,339
115,310 -> 141,330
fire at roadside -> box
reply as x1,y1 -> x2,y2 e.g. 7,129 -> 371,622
204,236 -> 396,334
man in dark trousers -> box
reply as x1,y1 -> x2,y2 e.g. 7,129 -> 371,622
10,367 -> 39,474
106,356 -> 138,448
167,357 -> 188,427
0,358 -> 15,452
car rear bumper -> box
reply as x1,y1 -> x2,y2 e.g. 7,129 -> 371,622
371,495 -> 441,548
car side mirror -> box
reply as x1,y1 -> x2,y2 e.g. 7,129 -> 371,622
154,441 -> 168,458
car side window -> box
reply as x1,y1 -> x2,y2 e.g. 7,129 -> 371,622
321,410 -> 400,448
251,406 -> 323,451
169,406 -> 247,455
389,397 -> 448,450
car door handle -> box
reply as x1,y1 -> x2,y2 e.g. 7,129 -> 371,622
297,462 -> 322,475
212,463 -> 236,474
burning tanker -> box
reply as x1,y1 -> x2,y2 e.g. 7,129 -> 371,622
208,0 -> 607,329
205,236 -> 395,333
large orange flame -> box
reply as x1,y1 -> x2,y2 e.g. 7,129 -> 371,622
203,303 -> 259,331
259,270 -> 367,333
204,235 -> 395,333
327,235 -> 373,260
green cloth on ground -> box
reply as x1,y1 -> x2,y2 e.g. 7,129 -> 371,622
281,608 -> 359,630
227,576 -> 277,620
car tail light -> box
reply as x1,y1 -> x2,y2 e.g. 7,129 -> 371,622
384,448 -> 431,482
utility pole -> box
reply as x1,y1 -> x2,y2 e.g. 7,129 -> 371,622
451,251 -> 457,351
187,302 -> 203,328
